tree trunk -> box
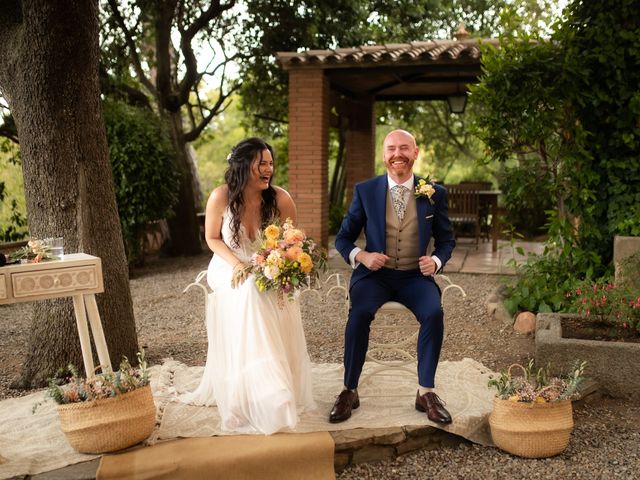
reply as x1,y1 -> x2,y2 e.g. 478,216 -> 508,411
329,122 -> 346,207
165,110 -> 202,255
0,0 -> 138,387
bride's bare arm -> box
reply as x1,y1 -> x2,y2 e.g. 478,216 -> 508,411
275,186 -> 297,224
205,186 -> 246,276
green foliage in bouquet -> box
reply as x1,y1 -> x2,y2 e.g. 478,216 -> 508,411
488,359 -> 587,403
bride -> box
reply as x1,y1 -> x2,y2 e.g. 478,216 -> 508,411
182,137 -> 315,434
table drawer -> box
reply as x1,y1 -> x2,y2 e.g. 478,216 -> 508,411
11,265 -> 99,299
0,273 -> 6,300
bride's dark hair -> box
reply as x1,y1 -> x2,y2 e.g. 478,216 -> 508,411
224,137 -> 279,247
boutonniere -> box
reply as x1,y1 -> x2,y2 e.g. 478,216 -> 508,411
414,178 -> 435,205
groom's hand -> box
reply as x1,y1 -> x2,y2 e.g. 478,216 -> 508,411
357,251 -> 389,271
419,255 -> 437,276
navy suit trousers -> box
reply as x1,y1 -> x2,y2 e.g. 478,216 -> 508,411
344,268 -> 444,389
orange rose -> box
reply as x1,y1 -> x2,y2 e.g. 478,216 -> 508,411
284,245 -> 303,261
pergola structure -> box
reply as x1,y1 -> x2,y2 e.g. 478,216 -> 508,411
277,28 -> 497,248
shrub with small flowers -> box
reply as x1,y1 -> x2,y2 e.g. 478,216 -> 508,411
246,218 -> 326,301
568,278 -> 640,335
488,359 -> 587,403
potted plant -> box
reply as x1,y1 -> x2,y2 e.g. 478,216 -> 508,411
488,359 -> 586,458
42,352 -> 156,454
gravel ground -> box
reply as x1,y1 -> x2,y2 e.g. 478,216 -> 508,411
1,252 -> 639,478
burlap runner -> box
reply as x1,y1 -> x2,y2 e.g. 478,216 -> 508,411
97,432 -> 335,480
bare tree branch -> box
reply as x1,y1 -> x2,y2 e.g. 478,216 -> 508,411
0,123 -> 19,143
105,0 -> 154,93
177,0 -> 236,104
184,83 -> 240,142
426,103 -> 475,160
253,114 -> 288,124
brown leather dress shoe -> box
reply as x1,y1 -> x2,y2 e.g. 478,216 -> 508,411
329,389 -> 360,423
415,391 -> 452,424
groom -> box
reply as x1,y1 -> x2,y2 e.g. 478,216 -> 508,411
330,129 -> 456,425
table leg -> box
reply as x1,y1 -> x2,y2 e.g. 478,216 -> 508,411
84,294 -> 112,372
491,198 -> 498,252
72,294 -> 95,378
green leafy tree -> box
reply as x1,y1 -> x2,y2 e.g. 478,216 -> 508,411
238,0 -> 560,214
0,139 -> 27,242
473,0 -> 640,315
102,0 -> 241,256
104,99 -> 179,265
562,0 -> 640,260
0,0 -> 138,387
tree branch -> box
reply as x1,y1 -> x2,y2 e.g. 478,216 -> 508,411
426,103 -> 474,160
99,65 -> 151,109
0,123 -> 19,143
253,114 -> 288,124
154,0 -> 179,110
183,82 -> 240,142
105,0 -> 154,93
177,0 -> 236,104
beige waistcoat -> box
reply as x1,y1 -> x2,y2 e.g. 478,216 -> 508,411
384,189 -> 420,270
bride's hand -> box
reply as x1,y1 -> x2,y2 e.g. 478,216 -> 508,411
231,262 -> 249,288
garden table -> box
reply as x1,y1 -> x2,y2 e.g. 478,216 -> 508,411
0,253 -> 111,376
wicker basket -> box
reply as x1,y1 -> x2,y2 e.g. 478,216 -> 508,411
57,384 -> 156,454
489,397 -> 573,458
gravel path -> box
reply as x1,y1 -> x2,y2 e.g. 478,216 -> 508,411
1,252 -> 638,478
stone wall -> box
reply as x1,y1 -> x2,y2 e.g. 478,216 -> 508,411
613,235 -> 640,287
535,313 -> 640,399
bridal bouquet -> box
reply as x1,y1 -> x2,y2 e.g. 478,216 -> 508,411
248,218 -> 326,300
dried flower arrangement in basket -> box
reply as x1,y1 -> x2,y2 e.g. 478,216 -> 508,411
487,359 -> 587,458
37,352 -> 156,454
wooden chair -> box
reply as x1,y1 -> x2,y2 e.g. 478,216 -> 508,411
458,182 -> 492,240
445,184 -> 481,247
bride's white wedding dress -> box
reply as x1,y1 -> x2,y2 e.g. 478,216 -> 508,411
182,208 -> 315,434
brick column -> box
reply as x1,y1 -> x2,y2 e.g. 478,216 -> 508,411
288,69 -> 330,248
345,96 -> 376,204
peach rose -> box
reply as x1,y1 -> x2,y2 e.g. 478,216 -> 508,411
284,228 -> 305,245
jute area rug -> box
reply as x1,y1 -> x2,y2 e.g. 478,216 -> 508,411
0,358 -> 495,479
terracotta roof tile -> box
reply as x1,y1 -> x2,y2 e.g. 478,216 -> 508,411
277,39 -> 497,69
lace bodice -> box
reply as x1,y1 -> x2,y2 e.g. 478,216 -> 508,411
220,208 -> 260,263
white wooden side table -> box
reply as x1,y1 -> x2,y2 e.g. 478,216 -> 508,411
0,253 -> 112,377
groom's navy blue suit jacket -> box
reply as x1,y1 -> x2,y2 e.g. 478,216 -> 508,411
335,175 -> 456,289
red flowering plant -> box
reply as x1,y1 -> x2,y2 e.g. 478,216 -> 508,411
568,279 -> 640,335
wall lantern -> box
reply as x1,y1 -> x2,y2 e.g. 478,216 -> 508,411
447,93 -> 467,114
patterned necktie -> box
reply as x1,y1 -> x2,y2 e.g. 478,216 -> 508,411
391,185 -> 408,222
